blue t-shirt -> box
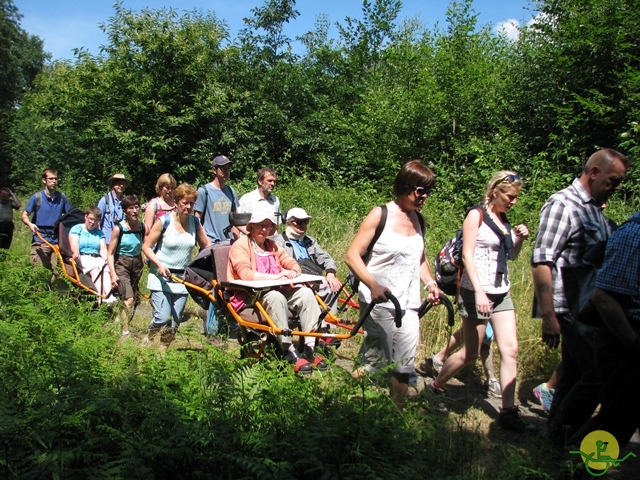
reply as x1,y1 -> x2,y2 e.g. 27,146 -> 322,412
194,183 -> 238,243
24,190 -> 72,244
596,212 -> 640,324
69,224 -> 105,255
97,192 -> 124,244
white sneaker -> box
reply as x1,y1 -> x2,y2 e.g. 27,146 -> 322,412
429,356 -> 444,374
486,378 -> 502,398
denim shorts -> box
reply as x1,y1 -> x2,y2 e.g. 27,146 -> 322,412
458,288 -> 514,320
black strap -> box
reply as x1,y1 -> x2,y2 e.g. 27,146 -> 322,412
362,205 -> 387,264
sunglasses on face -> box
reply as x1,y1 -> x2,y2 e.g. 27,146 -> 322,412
609,176 -> 624,188
412,186 -> 433,197
291,218 -> 309,226
494,174 -> 521,188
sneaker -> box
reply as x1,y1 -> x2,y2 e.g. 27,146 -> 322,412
532,383 -> 555,412
352,366 -> 367,379
427,381 -> 448,413
486,378 -> 502,398
428,356 -> 444,375
499,406 -> 536,433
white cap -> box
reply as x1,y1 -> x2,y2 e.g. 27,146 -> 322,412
247,205 -> 276,227
286,207 -> 312,222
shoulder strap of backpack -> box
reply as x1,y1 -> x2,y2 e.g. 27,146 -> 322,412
362,204 -> 387,264
199,185 -> 209,224
102,193 -> 111,216
33,191 -> 42,221
416,211 -> 425,237
162,213 -> 171,233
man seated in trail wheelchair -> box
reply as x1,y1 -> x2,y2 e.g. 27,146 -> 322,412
227,207 -> 329,374
273,207 -> 345,352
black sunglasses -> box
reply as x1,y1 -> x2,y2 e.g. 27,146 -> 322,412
494,174 -> 521,188
412,186 -> 433,197
291,218 -> 309,226
609,176 -> 625,188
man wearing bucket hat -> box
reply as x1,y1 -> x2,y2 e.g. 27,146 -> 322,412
98,173 -> 131,245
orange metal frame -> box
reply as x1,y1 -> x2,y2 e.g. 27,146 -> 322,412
35,230 -> 107,299
170,275 -> 364,339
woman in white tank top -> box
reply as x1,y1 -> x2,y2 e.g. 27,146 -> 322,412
430,171 -> 532,433
346,160 -> 440,410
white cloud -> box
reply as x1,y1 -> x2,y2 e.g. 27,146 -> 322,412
494,19 -> 520,41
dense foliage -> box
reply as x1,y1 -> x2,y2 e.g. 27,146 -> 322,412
5,0 -> 639,210
0,0 -> 47,187
0,254 -> 482,479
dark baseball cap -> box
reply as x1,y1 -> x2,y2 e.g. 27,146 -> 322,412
212,155 -> 232,167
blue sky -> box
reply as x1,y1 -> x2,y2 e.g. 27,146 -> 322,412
14,0 -> 536,61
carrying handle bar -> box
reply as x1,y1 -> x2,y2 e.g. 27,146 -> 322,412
349,291 -> 402,337
418,293 -> 455,327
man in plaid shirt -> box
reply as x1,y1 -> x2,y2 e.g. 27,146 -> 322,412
568,212 -> 640,448
531,148 -> 628,445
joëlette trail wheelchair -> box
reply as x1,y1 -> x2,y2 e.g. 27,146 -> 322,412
173,213 -> 454,363
35,207 -> 116,302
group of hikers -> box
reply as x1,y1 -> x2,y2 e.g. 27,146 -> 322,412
8,147 -> 640,446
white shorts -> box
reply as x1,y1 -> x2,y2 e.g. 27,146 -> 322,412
359,303 -> 419,375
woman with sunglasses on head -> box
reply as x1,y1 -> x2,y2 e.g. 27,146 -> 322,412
429,171 -> 532,432
107,195 -> 146,335
346,160 -> 440,410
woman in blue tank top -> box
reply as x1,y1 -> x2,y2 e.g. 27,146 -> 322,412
107,195 -> 146,335
142,183 -> 210,347
69,206 -> 116,304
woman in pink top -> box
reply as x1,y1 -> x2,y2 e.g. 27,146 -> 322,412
228,207 -> 327,375
144,173 -> 177,232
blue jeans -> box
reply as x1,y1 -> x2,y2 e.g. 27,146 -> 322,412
149,290 -> 188,329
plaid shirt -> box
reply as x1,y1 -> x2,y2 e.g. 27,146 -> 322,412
531,179 -> 614,313
596,212 -> 640,323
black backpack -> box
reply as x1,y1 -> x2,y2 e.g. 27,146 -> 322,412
434,207 -> 483,296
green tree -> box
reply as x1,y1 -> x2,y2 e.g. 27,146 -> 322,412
0,0 -> 47,186
511,0 -> 640,178
11,4 -> 230,197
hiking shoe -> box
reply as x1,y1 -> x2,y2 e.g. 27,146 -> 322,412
303,346 -> 329,371
499,406 -> 536,433
486,378 -> 502,398
352,366 -> 367,379
284,351 -> 312,375
532,383 -> 555,412
428,356 -> 444,375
